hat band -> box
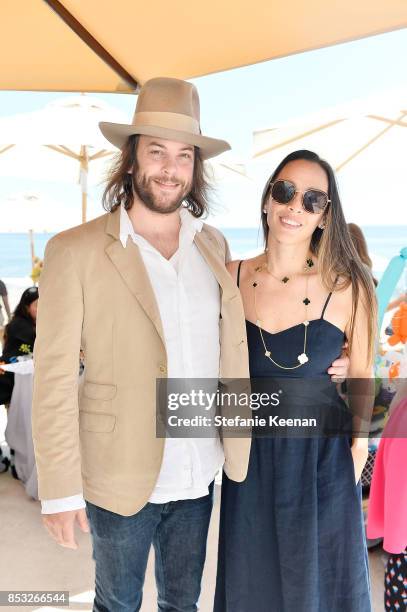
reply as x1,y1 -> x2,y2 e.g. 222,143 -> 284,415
133,111 -> 200,135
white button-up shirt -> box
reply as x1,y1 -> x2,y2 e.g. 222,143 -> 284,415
41,204 -> 224,513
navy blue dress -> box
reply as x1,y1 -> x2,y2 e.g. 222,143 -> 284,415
214,264 -> 371,612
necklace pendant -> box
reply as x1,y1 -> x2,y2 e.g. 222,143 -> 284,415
282,276 -> 289,283
303,297 -> 311,306
265,350 -> 271,358
297,353 -> 309,364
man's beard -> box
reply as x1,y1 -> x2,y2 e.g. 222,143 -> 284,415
132,170 -> 192,214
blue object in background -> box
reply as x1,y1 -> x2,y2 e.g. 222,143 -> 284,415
376,247 -> 407,329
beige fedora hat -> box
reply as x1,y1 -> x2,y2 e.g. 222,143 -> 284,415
99,77 -> 230,160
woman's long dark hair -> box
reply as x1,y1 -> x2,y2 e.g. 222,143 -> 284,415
260,150 -> 377,366
102,134 -> 212,218
11,287 -> 38,323
347,223 -> 378,287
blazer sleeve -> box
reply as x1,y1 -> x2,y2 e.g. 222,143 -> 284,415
32,235 -> 84,500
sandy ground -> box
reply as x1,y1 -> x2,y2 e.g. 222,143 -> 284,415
0,443 -> 386,612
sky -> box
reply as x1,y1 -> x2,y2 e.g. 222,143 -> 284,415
0,28 -> 406,231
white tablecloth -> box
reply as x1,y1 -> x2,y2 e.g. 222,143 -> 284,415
2,360 -> 38,499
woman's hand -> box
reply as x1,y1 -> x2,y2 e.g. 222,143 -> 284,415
351,443 -> 369,484
327,342 -> 349,382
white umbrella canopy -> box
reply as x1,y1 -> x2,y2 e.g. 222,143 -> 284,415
0,94 -> 248,226
205,156 -> 257,231
0,95 -> 128,223
0,192 -> 71,233
0,95 -> 124,145
249,89 -> 407,228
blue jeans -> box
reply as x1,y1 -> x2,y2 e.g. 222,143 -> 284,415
85,482 -> 214,612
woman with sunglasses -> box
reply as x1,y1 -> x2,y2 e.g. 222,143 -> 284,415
214,150 -> 377,611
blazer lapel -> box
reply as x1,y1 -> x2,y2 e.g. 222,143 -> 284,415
104,209 -> 165,345
194,230 -> 238,302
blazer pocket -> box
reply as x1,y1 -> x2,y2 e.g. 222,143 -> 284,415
83,381 -> 117,400
79,411 -> 116,433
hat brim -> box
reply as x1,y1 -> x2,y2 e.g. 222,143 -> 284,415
99,122 -> 230,160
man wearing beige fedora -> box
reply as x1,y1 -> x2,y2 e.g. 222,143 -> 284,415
32,77 -> 348,612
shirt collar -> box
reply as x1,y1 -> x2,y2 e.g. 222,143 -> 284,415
119,202 -> 203,249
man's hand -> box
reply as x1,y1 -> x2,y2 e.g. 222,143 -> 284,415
327,341 -> 349,382
42,508 -> 90,549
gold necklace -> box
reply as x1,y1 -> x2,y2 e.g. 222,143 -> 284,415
252,267 -> 311,370
255,257 -> 314,283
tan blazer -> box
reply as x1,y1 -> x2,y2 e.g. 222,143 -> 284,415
32,207 -> 251,516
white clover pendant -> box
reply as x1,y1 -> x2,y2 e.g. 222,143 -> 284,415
297,353 -> 309,364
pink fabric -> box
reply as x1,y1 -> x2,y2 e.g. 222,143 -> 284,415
367,397 -> 407,553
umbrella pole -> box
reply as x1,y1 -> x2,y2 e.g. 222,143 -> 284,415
82,186 -> 87,224
29,229 -> 35,267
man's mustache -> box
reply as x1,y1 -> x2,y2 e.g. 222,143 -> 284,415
145,174 -> 186,188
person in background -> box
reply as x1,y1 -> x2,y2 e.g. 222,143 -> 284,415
367,380 -> 407,611
0,286 -> 38,406
0,279 -> 11,349
347,223 -> 378,287
347,222 -> 406,318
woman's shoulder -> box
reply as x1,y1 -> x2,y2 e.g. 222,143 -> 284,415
6,316 -> 34,334
226,254 -> 264,283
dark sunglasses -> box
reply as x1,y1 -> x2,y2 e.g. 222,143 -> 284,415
268,179 -> 330,214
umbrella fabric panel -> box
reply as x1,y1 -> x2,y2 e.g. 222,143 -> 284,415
2,0 -> 407,93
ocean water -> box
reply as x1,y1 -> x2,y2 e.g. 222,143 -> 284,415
0,226 -> 406,279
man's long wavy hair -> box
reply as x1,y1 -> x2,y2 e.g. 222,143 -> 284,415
102,135 -> 211,217
260,149 -> 377,367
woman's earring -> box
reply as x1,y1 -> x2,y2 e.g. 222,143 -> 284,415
318,221 -> 326,229
263,209 -> 267,214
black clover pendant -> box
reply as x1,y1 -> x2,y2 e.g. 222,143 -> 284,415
253,282 -> 258,288
303,297 -> 311,306
282,276 -> 289,284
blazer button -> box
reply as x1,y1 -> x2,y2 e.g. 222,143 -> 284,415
159,364 -> 166,374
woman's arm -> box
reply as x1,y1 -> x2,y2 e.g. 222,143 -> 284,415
346,284 -> 376,482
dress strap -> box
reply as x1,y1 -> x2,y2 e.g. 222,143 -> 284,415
237,260 -> 243,288
320,293 -> 333,320
320,275 -> 339,320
